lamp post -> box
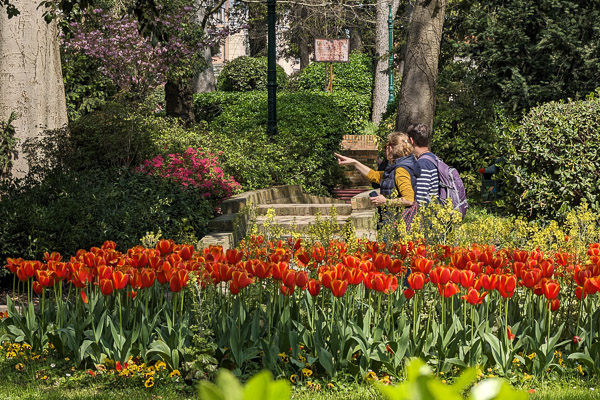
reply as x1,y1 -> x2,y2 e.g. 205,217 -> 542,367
267,0 -> 277,136
387,1 -> 395,106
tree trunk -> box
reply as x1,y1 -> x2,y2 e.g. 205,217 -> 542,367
0,0 -> 67,178
372,0 -> 400,125
165,78 -> 196,123
395,0 -> 447,132
194,47 -> 216,92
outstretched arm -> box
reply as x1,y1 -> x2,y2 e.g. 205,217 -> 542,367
334,153 -> 373,177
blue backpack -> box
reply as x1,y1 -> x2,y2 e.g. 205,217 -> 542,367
420,154 -> 468,218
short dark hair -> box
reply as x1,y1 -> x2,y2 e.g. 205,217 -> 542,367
407,123 -> 430,148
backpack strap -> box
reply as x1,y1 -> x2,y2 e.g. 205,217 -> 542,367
419,153 -> 439,166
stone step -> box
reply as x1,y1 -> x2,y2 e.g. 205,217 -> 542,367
254,211 -> 376,231
255,203 -> 352,216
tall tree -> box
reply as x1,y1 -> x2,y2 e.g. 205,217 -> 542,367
0,0 -> 68,178
372,0 -> 400,125
396,0 -> 447,132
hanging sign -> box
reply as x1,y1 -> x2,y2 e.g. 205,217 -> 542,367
314,38 -> 350,62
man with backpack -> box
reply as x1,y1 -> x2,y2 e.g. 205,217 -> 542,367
407,123 -> 468,218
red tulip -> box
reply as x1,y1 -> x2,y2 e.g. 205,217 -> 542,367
575,285 -> 586,300
542,280 -> 560,300
438,282 -> 460,298
97,265 -> 113,281
460,270 -> 476,288
462,288 -> 488,305
231,270 -> 251,291
156,239 -> 174,255
373,253 -> 391,271
388,259 -> 405,274
170,269 -> 189,293
141,270 -> 156,288
480,274 -> 498,291
507,326 -> 515,341
296,251 -> 310,266
280,284 -> 295,296
330,279 -> 348,297
80,289 -> 88,304
548,298 -> 560,312
407,272 -> 426,290
32,281 -> 43,295
272,262 -> 288,280
404,288 -> 415,299
308,279 -> 321,296
412,258 -> 433,274
573,336 -> 582,344
295,270 -> 309,289
100,279 -> 114,296
584,277 -> 599,295
498,275 -> 517,298
522,268 -> 542,289
112,271 -> 129,291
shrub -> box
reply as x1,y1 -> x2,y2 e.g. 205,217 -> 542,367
296,51 -> 373,95
498,89 -> 600,221
216,56 -> 288,92
194,90 -> 371,194
0,168 -> 216,266
138,147 -> 241,200
24,100 -> 208,175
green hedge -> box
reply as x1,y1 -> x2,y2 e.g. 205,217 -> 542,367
296,51 -> 373,95
498,89 -> 600,220
194,90 -> 371,194
0,169 -> 215,269
216,56 -> 288,92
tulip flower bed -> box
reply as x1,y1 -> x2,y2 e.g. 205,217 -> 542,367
2,237 -> 600,383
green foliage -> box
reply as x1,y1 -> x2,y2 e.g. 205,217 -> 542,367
216,56 -> 288,92
376,358 -> 527,400
194,90 -> 371,194
496,90 -> 600,221
61,50 -> 118,122
442,0 -> 600,115
198,369 -> 291,400
0,168 -> 215,262
0,111 -> 18,179
297,51 -> 374,95
24,100 -> 206,175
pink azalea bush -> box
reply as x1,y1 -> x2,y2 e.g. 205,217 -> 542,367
138,148 -> 241,200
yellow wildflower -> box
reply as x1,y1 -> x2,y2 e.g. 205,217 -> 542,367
144,377 -> 155,388
169,370 -> 181,378
22,343 -> 32,351
315,383 -> 321,391
289,374 -> 299,384
365,371 -> 378,381
327,382 -> 335,389
577,365 -> 585,376
380,375 -> 391,385
523,373 -> 533,380
302,367 -> 313,377
15,363 -> 25,371
298,354 -> 306,363
527,353 -> 537,360
155,361 -> 167,371
307,380 -> 314,388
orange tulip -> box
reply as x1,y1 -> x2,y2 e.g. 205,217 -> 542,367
522,268 -> 542,289
480,274 -> 498,291
272,261 -> 288,280
282,269 -> 296,288
507,326 -> 515,341
548,298 -> 560,312
252,261 -> 272,279
280,284 -> 295,296
231,270 -> 252,291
